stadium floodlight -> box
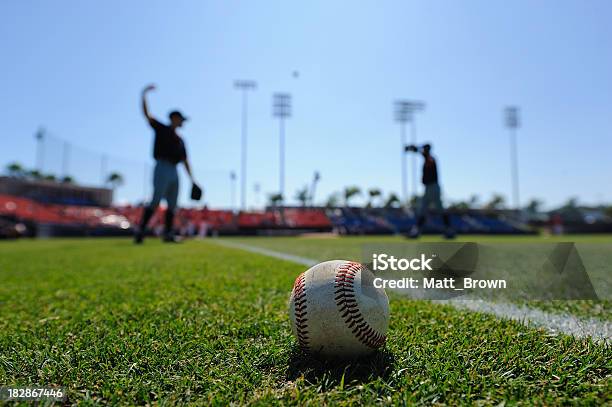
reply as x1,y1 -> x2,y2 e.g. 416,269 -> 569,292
394,100 -> 426,204
273,93 -> 292,200
504,106 -> 521,210
234,80 -> 257,210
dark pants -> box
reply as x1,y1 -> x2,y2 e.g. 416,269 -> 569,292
139,160 -> 179,236
417,183 -> 450,229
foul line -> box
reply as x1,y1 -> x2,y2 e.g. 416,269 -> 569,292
215,239 -> 319,267
213,239 -> 611,343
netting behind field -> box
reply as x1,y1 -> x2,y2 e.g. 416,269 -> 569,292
39,133 -> 153,204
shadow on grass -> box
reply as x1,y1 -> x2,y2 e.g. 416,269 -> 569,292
286,345 -> 396,387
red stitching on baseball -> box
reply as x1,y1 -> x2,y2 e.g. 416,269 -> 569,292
292,272 -> 309,350
334,262 -> 387,349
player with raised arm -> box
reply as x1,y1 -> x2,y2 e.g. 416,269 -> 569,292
134,84 -> 198,244
405,143 -> 455,239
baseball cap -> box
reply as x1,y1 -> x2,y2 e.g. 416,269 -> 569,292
169,110 -> 188,121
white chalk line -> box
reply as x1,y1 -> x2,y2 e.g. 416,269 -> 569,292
213,239 -> 611,343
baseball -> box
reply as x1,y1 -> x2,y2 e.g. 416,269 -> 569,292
289,260 -> 390,358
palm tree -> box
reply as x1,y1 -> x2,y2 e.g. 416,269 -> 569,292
325,193 -> 340,208
408,195 -> 419,209
384,193 -> 400,208
448,200 -> 470,211
561,197 -> 579,210
28,169 -> 43,180
449,194 -> 480,211
6,162 -> 24,177
61,176 -> 74,184
294,186 -> 309,207
525,198 -> 543,214
484,194 -> 506,210
268,193 -> 284,207
367,188 -> 382,208
343,186 -> 361,207
557,196 -> 581,220
106,172 -> 124,190
468,194 -> 480,208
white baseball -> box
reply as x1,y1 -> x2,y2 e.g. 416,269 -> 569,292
289,260 -> 390,358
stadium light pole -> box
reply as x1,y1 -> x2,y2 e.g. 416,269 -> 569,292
100,155 -> 108,185
253,183 -> 261,208
505,106 -> 521,210
273,93 -> 292,201
234,80 -> 257,210
394,100 -> 425,204
62,141 -> 70,179
230,171 -> 237,209
35,127 -> 45,172
310,171 -> 320,206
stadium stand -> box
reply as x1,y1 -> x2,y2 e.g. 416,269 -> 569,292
282,208 -> 332,229
0,176 -> 112,207
0,192 -> 538,238
325,207 -> 532,235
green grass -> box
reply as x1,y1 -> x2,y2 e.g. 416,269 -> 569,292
227,235 -> 612,320
228,234 -> 612,259
0,238 -> 610,405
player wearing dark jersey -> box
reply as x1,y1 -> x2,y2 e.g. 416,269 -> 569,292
134,84 -> 197,244
405,143 -> 454,239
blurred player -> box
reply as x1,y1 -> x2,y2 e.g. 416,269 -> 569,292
405,143 -> 455,239
134,84 -> 197,244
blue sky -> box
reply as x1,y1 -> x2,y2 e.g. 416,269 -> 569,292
1,0 -> 611,209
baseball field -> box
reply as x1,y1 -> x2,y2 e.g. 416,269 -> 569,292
1,236 -> 610,405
